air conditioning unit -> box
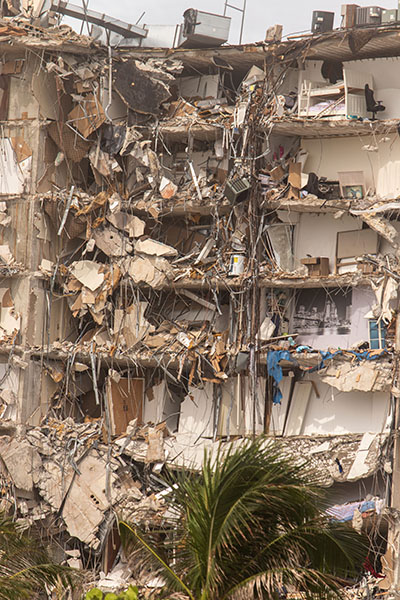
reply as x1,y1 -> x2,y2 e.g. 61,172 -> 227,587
224,177 -> 251,203
311,11 -> 335,33
355,6 -> 383,25
382,8 -> 398,22
341,4 -> 359,28
180,8 -> 231,48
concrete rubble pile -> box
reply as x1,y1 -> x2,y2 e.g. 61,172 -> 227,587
0,0 -> 398,595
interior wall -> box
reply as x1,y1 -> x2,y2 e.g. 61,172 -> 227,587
302,133 -> 400,197
294,212 -> 362,273
349,56 -> 400,120
301,375 -> 390,435
270,374 -> 390,436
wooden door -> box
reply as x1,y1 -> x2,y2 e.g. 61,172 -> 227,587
106,377 -> 144,435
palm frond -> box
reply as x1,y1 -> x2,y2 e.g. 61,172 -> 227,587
0,512 -> 76,599
121,437 -> 368,600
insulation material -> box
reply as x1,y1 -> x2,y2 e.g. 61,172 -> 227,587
93,228 -> 133,257
134,238 -> 178,258
106,377 -> 144,435
178,383 -> 214,438
70,261 -> 104,291
372,276 -> 398,323
68,93 -> 106,138
124,255 -> 173,288
113,302 -> 154,347
106,212 -> 145,238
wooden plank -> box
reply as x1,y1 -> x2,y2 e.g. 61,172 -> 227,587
67,93 -> 106,138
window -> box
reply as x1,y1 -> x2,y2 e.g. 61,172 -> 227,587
369,319 -> 386,350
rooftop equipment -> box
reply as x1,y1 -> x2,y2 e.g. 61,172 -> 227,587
311,11 -> 335,33
382,8 -> 398,22
355,6 -> 383,25
340,4 -> 359,28
180,8 -> 231,48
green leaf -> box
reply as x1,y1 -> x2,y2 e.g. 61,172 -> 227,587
122,585 -> 138,600
104,594 -> 118,600
85,589 -> 103,600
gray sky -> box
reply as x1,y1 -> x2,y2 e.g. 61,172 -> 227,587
67,0 -> 400,44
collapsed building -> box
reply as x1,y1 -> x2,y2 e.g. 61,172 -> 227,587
0,0 -> 399,595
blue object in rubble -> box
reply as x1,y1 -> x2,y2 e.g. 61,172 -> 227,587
267,350 -> 296,404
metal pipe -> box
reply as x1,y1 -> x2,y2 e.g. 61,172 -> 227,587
239,0 -> 247,44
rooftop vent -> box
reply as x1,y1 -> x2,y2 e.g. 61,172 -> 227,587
180,8 -> 231,48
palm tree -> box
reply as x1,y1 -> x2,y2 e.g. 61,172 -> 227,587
0,511 -> 75,599
120,437 -> 368,600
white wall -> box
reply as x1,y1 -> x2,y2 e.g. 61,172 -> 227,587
294,212 -> 362,273
302,133 -> 400,197
270,374 -> 391,436
350,57 -> 400,120
300,376 -> 390,435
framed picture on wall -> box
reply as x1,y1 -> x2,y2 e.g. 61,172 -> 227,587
342,184 -> 364,200
338,170 -> 365,199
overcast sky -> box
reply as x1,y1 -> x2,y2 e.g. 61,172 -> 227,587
65,0 -> 400,44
